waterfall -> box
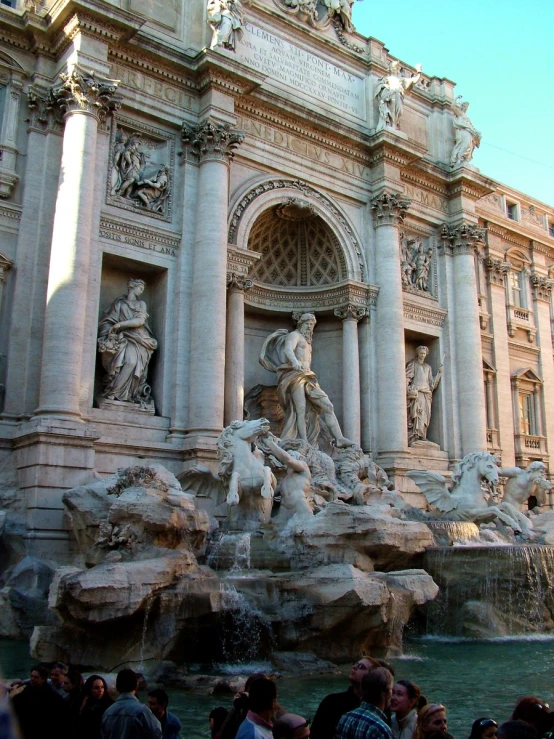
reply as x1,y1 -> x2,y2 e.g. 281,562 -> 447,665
138,594 -> 154,668
206,532 -> 252,571
423,545 -> 554,637
217,582 -> 273,663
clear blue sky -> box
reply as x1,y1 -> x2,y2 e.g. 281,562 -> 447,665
352,1 -> 554,208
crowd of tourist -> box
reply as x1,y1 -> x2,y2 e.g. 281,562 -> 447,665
1,657 -> 553,739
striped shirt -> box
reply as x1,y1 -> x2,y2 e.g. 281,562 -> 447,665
336,703 -> 393,739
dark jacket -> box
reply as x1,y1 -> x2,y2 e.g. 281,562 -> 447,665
311,686 -> 361,739
160,710 -> 181,739
78,695 -> 115,739
101,693 -> 162,739
12,683 -> 69,739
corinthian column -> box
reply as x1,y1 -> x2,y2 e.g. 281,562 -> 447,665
224,273 -> 253,425
36,69 -> 118,419
182,120 -> 244,435
334,304 -> 367,445
442,224 -> 487,453
372,192 -> 410,453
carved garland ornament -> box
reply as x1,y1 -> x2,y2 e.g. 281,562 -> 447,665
181,119 -> 244,163
334,304 -> 368,321
228,179 -> 365,279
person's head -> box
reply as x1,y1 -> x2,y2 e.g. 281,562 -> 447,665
469,718 -> 499,739
248,678 -> 277,719
127,278 -> 146,296
528,462 -> 547,481
391,681 -> 422,719
84,675 -> 109,701
348,657 -> 379,685
63,670 -> 83,694
116,668 -> 138,695
416,346 -> 429,362
29,666 -> 48,687
418,704 -> 448,737
296,313 -> 316,340
273,713 -> 310,739
498,721 -> 538,739
512,697 -> 551,734
376,659 -> 395,677
209,707 -> 229,737
49,662 -> 67,688
148,689 -> 169,720
360,667 -> 394,711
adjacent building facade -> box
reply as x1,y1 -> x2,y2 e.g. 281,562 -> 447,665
0,0 -> 553,558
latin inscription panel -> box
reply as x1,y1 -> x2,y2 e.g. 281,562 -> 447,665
227,23 -> 366,120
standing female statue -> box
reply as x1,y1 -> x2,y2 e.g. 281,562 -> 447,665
450,96 -> 481,167
97,278 -> 158,411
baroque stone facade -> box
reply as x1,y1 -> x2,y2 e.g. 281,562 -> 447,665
0,0 -> 552,557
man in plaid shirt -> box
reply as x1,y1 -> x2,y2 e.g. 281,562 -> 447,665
335,668 -> 394,739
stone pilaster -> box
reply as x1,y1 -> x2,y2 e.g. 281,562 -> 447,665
484,257 -> 515,463
182,119 -> 244,435
35,69 -> 119,420
372,191 -> 410,454
531,272 -> 554,461
334,304 -> 367,446
441,223 -> 487,453
225,273 -> 253,426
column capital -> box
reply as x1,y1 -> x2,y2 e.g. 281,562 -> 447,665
226,272 -> 253,292
334,304 -> 368,321
440,223 -> 485,256
371,191 -> 410,227
26,87 -> 64,134
51,68 -> 120,121
182,119 -> 244,164
530,272 -> 553,302
485,257 -> 510,287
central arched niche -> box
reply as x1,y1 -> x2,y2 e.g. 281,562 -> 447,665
243,199 -> 344,430
248,199 -> 347,287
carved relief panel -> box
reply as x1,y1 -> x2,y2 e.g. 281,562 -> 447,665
107,117 -> 174,222
399,232 -> 436,298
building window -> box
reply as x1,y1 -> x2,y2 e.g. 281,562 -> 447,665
549,223 -> 554,238
518,393 -> 536,435
506,202 -> 518,220
509,270 -> 527,308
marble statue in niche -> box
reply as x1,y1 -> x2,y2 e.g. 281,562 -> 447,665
207,0 -> 246,51
400,234 -> 433,293
405,346 -> 442,446
97,278 -> 158,412
375,61 -> 422,132
259,312 -> 353,450
450,96 -> 481,167
110,132 -> 171,215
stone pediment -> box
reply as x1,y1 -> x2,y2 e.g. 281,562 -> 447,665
512,367 -> 542,384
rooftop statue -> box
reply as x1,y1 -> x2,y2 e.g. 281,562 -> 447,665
322,0 -> 355,32
450,96 -> 481,167
405,346 -> 442,446
375,61 -> 422,132
207,0 -> 245,51
407,451 -> 534,535
259,313 -> 353,450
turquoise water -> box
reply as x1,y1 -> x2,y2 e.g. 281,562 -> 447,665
3,637 -> 554,739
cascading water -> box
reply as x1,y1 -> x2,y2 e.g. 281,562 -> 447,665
139,594 -> 154,668
217,582 -> 274,663
422,545 -> 554,637
206,532 -> 252,571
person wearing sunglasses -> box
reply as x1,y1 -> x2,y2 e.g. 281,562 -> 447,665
511,697 -> 553,738
311,658 -> 380,739
468,719 -> 498,739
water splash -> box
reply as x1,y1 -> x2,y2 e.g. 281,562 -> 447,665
217,582 -> 273,663
230,533 -> 251,572
206,532 -> 252,571
423,545 -> 554,637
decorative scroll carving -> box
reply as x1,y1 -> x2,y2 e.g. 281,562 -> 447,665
51,68 -> 119,121
440,223 -> 485,255
400,233 -> 433,294
485,258 -> 510,287
181,119 -> 244,163
530,272 -> 553,302
371,191 -> 410,227
334,304 -> 368,321
227,273 -> 253,291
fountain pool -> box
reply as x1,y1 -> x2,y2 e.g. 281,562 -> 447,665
3,638 -> 554,739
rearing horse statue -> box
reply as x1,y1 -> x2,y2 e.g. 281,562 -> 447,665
407,451 -> 532,535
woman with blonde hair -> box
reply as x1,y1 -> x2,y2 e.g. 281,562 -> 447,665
414,704 -> 448,739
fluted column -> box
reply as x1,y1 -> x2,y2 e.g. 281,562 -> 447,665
35,69 -> 118,419
442,224 -> 487,453
182,120 -> 244,434
224,273 -> 252,425
334,304 -> 367,445
372,192 -> 410,453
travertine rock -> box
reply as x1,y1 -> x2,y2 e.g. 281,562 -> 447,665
0,557 -> 56,638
